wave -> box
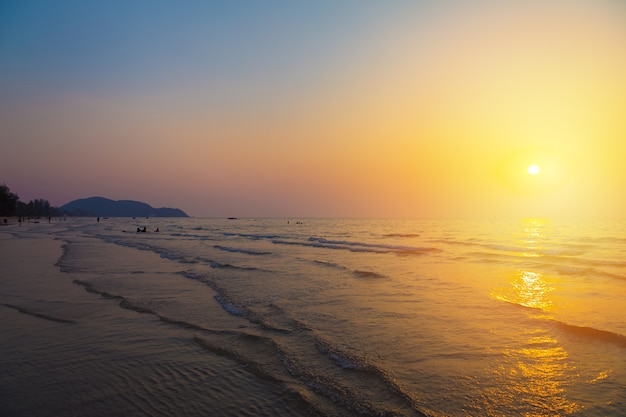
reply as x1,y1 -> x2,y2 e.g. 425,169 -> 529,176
214,295 -> 245,316
93,235 -> 265,271
596,270 -> 626,281
64,242 -> 428,416
159,252 -> 198,263
0,303 -> 76,324
383,233 -> 421,238
230,302 -> 426,413
310,237 -> 439,253
73,270 -> 295,338
492,295 -> 547,312
310,335 -> 426,416
168,232 -> 211,241
353,270 -> 387,280
176,272 -> 260,322
312,260 -> 347,270
478,243 -> 574,257
549,265 -> 626,281
272,237 -> 440,256
239,303 -> 311,334
536,253 -> 626,270
224,232 -> 281,240
589,236 -> 626,245
193,333 -> 286,382
193,329 -> 428,417
171,273 -> 426,415
93,236 -> 200,265
74,272 -> 423,416
434,237 -> 587,258
315,337 -> 370,371
474,249 -> 626,283
544,319 -> 626,348
213,245 -> 272,256
494,295 -> 626,348
73,279 -> 123,300
75,262 -> 237,333
73,279 -> 211,332
208,261 -> 263,272
55,241 -> 71,268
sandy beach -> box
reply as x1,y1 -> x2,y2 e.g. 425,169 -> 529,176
3,217 -> 625,416
1,230 -> 84,321
0,224 -> 316,417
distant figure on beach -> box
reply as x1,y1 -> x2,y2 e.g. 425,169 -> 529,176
137,227 -> 141,233
3,218 -> 7,225
155,227 -> 159,232
142,226 -> 147,232
97,216 -> 100,223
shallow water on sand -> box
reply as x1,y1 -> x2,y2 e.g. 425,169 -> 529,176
0,234 -> 307,417
1,217 -> 625,416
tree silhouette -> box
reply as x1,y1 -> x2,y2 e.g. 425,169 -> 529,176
1,183 -> 62,218
0,183 -> 19,216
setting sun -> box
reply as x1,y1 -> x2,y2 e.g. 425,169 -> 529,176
528,165 -> 541,175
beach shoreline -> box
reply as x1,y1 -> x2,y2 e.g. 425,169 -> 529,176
3,218 -> 625,416
0,226 -> 319,417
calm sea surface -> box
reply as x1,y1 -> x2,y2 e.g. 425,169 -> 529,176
1,217 -> 625,416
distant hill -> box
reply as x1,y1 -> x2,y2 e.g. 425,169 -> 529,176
60,197 -> 188,217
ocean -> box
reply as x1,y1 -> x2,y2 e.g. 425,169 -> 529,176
1,217 -> 625,416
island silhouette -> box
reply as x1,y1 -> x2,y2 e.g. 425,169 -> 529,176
60,197 -> 188,217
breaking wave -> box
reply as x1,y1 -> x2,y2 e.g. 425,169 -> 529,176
214,245 -> 272,256
545,319 -> 626,348
272,237 -> 440,256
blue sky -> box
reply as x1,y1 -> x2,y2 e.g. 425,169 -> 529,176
2,1 -> 625,218
1,1 -> 417,94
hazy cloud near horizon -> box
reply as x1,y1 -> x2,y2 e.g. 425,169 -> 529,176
2,1 -> 625,218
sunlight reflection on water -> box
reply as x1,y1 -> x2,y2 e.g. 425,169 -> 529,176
515,270 -> 555,311
493,330 -> 581,415
490,269 -> 556,313
487,218 -> 582,415
491,218 -> 558,312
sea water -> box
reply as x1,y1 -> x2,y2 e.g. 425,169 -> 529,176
1,217 -> 625,416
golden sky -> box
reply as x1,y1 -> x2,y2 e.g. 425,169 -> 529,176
1,1 -> 625,217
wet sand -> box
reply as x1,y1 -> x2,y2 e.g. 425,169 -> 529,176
0,229 -> 316,417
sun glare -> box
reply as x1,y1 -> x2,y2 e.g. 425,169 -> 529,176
528,165 -> 540,175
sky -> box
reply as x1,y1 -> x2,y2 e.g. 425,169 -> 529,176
1,0 -> 625,218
